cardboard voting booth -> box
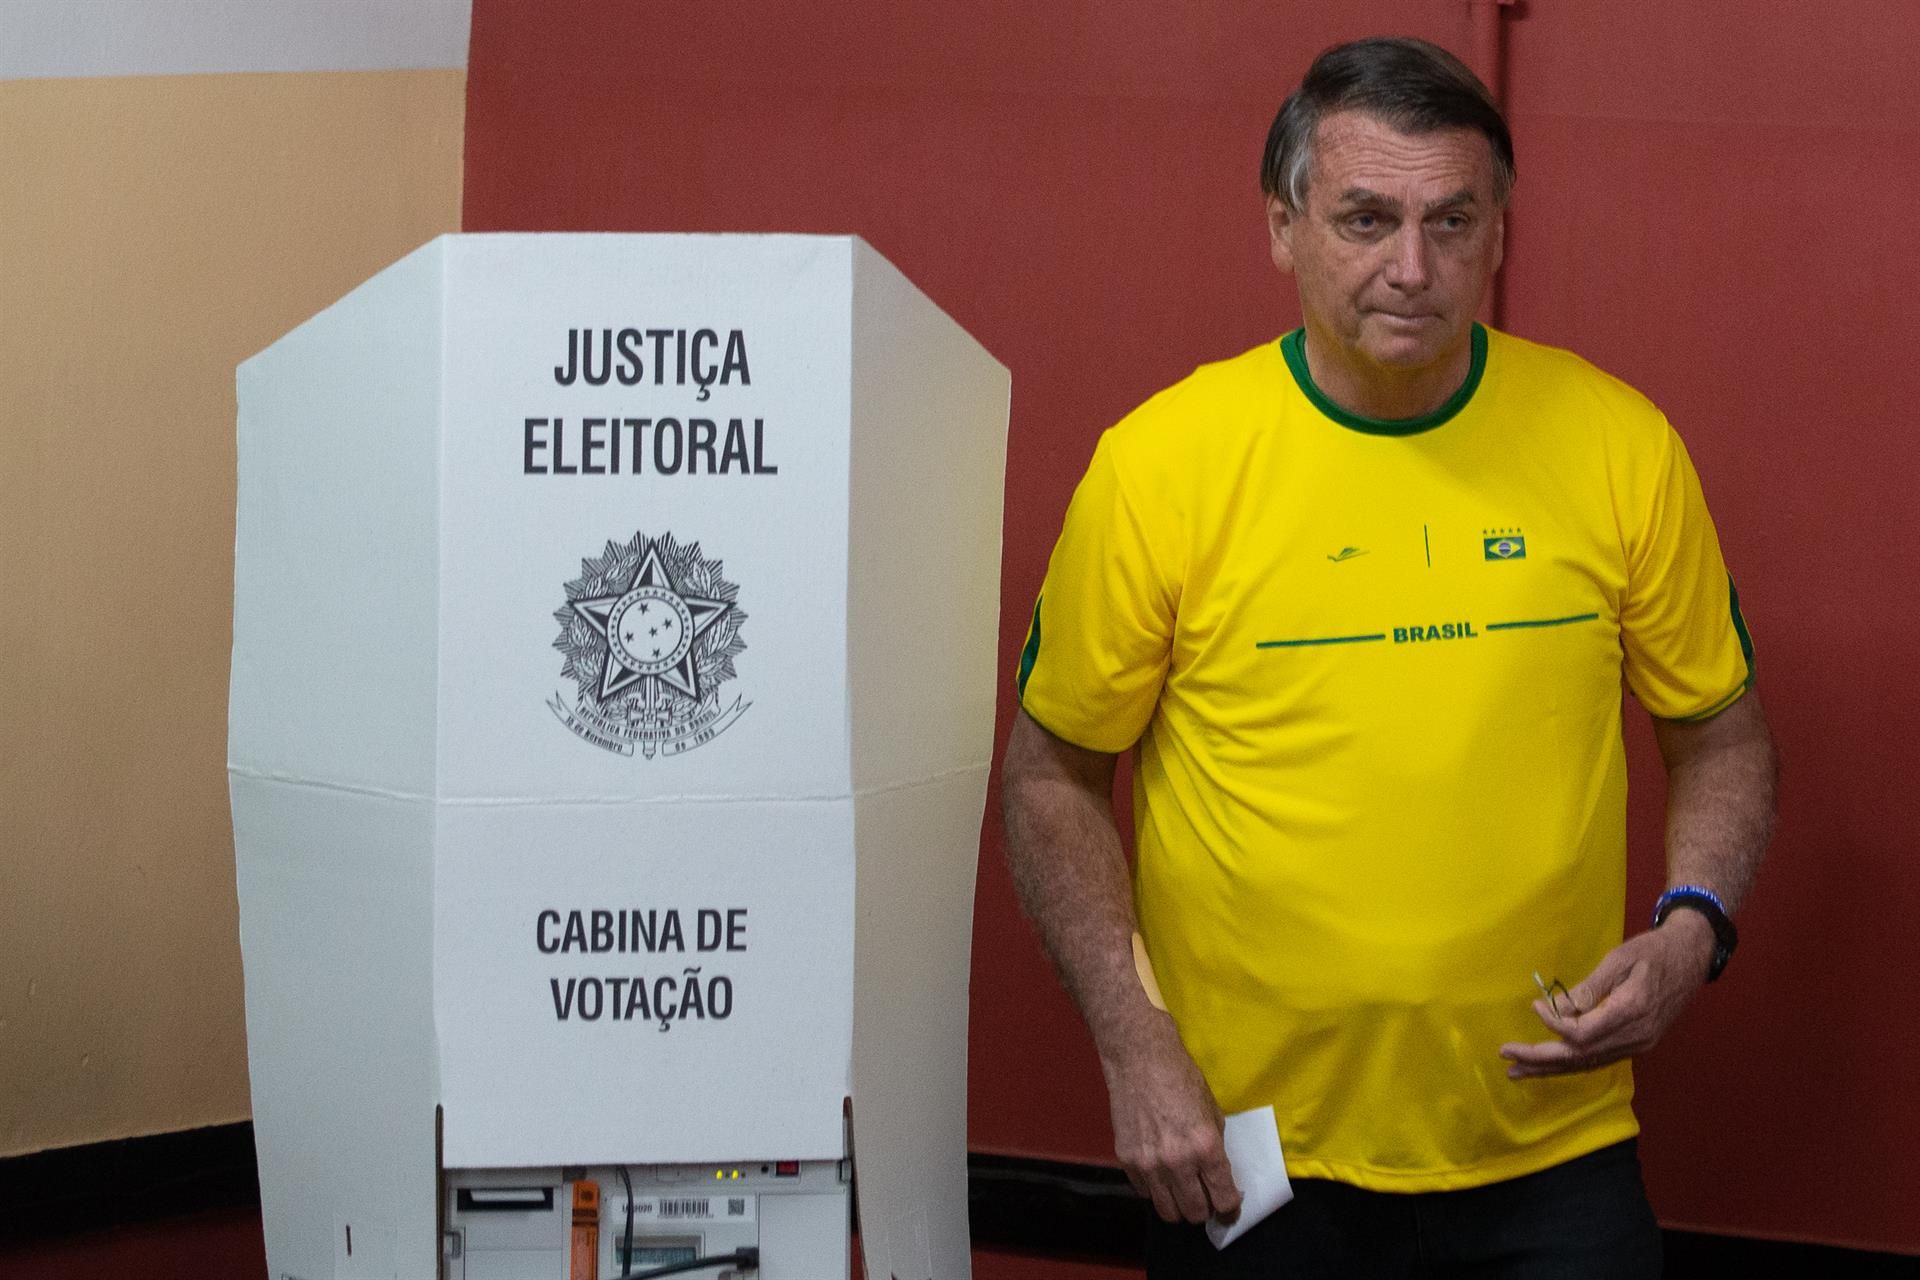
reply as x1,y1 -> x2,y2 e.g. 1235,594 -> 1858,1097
230,235 -> 1009,1280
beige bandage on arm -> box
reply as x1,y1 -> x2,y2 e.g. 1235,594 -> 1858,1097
1132,931 -> 1169,1011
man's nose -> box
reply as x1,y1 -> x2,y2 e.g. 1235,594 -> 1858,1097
1382,225 -> 1432,291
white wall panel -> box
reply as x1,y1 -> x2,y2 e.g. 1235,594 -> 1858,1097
0,0 -> 471,79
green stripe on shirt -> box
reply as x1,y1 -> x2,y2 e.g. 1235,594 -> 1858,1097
1015,597 -> 1043,698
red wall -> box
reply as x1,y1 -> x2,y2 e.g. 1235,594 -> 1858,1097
1494,3 -> 1920,1250
464,1 -> 1920,1253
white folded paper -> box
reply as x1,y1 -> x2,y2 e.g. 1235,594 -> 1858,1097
1206,1105 -> 1295,1250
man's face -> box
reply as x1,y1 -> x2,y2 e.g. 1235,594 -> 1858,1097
1268,111 -> 1504,374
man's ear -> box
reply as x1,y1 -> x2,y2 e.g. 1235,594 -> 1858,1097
1267,195 -> 1297,276
1491,209 -> 1505,276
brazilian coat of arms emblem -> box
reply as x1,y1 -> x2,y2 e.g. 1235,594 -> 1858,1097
548,531 -> 750,757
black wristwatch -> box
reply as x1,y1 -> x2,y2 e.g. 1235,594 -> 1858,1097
1652,885 -> 1738,982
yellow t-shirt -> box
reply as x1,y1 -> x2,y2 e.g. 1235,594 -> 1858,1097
1017,325 -> 1755,1191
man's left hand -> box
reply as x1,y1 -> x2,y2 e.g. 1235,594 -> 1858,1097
1498,912 -> 1715,1078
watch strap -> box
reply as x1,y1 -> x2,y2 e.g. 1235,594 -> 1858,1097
1653,885 -> 1738,982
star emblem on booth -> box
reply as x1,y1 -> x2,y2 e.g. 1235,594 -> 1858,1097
568,543 -> 732,702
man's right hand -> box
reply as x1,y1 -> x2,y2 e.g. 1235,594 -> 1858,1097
1000,710 -> 1241,1225
1102,1018 -> 1242,1225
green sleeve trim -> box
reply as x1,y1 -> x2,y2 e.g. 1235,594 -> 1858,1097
1673,574 -> 1758,722
1014,596 -> 1043,699
1674,679 -> 1753,723
1279,323 -> 1487,436
1729,573 -> 1756,678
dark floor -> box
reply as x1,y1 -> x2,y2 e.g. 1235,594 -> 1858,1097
0,1209 -> 270,1280
0,1210 -> 1143,1280
5,1209 -> 1918,1280
2,1130 -> 1912,1279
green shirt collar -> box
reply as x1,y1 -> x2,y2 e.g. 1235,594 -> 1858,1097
1280,323 -> 1488,436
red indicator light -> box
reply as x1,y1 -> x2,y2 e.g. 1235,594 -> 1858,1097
774,1161 -> 800,1177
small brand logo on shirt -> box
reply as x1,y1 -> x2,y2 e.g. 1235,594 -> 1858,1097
1327,546 -> 1368,563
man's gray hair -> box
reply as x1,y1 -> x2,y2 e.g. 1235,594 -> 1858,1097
1262,37 -> 1516,211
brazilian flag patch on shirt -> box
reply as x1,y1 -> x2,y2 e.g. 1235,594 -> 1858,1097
1484,534 -> 1526,560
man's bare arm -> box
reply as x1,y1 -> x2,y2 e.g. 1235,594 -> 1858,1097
1503,690 -> 1778,1076
1647,686 -> 1778,915
1001,708 -> 1241,1223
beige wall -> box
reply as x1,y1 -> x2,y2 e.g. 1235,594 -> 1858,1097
0,68 -> 465,1156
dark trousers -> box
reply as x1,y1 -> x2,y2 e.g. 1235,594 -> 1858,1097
1146,1139 -> 1662,1279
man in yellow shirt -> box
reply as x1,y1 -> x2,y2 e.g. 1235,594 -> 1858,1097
1002,36 -> 1777,1278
